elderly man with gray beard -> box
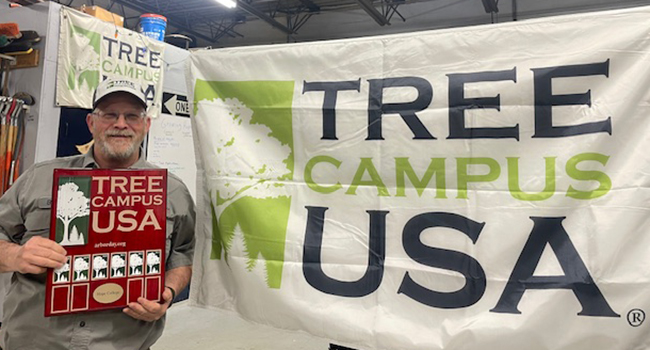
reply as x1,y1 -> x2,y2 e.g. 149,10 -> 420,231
0,78 -> 195,350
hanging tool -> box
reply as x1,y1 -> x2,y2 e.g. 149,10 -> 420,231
7,93 -> 33,187
1,58 -> 10,97
9,105 -> 26,185
4,99 -> 22,191
13,91 -> 34,106
0,93 -> 32,191
0,97 -> 13,194
0,54 -> 14,92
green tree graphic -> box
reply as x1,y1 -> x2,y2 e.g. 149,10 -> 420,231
66,24 -> 101,92
195,80 -> 294,289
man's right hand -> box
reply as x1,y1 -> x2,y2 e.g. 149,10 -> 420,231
9,237 -> 67,274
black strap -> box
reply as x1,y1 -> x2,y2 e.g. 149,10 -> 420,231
165,285 -> 176,307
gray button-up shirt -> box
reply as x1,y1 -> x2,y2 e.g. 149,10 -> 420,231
0,150 -> 195,350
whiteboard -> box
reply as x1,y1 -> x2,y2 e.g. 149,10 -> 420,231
146,45 -> 196,201
147,113 -> 196,200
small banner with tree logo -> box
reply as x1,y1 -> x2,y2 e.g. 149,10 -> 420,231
56,7 -> 166,116
45,168 -> 167,316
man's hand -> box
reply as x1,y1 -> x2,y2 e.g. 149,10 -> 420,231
5,236 -> 67,274
122,287 -> 173,322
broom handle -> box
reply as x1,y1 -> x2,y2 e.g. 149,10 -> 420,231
0,103 -> 11,194
7,104 -> 22,188
10,107 -> 25,185
0,124 -> 5,194
11,115 -> 24,184
4,124 -> 13,191
0,99 -> 16,193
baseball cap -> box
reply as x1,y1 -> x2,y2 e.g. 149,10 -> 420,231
92,78 -> 148,110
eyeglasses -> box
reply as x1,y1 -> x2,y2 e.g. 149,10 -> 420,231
93,111 -> 146,125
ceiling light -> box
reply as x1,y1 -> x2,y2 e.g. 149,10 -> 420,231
215,0 -> 237,9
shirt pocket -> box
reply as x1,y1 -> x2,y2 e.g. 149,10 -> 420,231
22,196 -> 52,243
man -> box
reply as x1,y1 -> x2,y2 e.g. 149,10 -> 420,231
0,78 -> 195,349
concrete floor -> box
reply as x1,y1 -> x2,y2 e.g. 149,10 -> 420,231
154,301 -> 331,350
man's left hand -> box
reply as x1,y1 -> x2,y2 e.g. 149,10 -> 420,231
122,287 -> 173,322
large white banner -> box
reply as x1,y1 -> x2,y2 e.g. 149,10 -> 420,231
56,7 -> 165,115
187,6 -> 650,350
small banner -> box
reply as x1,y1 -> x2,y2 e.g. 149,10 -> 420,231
187,6 -> 650,350
56,7 -> 165,116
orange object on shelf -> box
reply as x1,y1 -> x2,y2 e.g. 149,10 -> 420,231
0,23 -> 20,39
78,5 -> 124,27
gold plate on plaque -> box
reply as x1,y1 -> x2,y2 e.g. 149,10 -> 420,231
93,283 -> 124,304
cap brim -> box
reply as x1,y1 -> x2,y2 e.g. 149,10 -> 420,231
93,90 -> 148,111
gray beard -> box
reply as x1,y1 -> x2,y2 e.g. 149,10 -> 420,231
96,137 -> 140,161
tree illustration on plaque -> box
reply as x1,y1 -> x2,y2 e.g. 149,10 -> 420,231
56,181 -> 90,246
73,256 -> 90,281
92,254 -> 108,280
54,257 -> 70,283
111,253 -> 126,277
129,252 -> 144,276
146,251 -> 161,274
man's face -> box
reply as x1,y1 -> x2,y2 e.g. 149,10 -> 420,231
86,93 -> 150,163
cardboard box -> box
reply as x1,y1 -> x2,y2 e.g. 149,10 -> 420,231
78,5 -> 124,27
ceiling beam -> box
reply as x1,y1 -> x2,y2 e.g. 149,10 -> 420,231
159,4 -> 227,15
213,22 -> 240,42
237,0 -> 295,35
299,0 -> 320,12
356,0 -> 390,26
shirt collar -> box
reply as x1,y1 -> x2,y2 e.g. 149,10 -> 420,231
82,145 -> 147,169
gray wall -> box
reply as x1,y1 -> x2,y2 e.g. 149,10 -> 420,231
0,0 -> 62,169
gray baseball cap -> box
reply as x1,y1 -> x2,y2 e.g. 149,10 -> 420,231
92,78 -> 148,110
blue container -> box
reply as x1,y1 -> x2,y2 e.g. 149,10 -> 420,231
139,14 -> 167,41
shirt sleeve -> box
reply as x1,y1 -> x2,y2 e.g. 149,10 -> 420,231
0,166 -> 35,243
166,180 -> 196,270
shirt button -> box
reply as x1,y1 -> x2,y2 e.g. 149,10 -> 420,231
80,321 -> 86,327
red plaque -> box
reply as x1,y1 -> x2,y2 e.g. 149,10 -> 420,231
45,169 -> 167,316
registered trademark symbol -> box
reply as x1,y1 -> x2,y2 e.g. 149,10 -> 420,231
627,309 -> 645,327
